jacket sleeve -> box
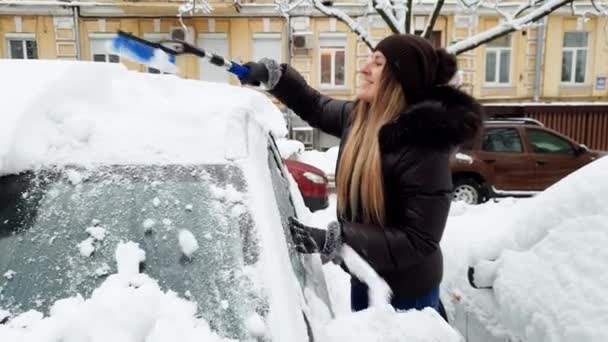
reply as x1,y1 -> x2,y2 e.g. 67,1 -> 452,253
269,64 -> 353,138
340,149 -> 452,272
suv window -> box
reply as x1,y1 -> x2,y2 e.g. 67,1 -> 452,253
527,129 -> 575,155
482,128 -> 523,153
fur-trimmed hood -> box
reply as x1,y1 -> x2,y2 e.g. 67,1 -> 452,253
379,86 -> 484,151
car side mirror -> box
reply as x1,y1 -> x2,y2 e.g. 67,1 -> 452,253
575,144 -> 589,155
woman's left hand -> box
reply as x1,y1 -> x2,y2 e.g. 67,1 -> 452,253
288,217 -> 327,253
288,217 -> 343,260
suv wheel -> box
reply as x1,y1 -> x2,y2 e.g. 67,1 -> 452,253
453,178 -> 482,205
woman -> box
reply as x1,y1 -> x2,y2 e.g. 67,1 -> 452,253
240,34 -> 483,312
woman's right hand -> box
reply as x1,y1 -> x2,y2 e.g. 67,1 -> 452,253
238,61 -> 269,86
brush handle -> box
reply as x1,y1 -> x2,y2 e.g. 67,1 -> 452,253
228,63 -> 250,79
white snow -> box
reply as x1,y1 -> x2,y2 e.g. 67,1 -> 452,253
340,245 -> 392,308
114,241 -> 146,277
77,238 -> 95,257
275,138 -> 305,159
296,146 -> 339,177
0,60 -> 286,176
454,152 -> 473,164
185,204 -> 193,211
85,226 -> 107,241
152,197 -> 161,207
319,306 -> 461,342
0,242 -> 235,342
441,156 -> 608,341
94,264 -> 111,278
0,309 -> 9,322
178,229 -> 200,258
244,313 -> 267,338
162,218 -> 172,226
3,270 -> 16,280
142,218 -> 156,232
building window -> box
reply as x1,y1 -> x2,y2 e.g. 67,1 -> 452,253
414,30 -> 442,48
485,34 -> 511,85
199,33 -> 229,83
89,34 -> 119,63
319,33 -> 346,88
561,32 -> 588,84
292,127 -> 314,149
144,33 -> 170,74
253,32 -> 282,64
6,34 -> 37,59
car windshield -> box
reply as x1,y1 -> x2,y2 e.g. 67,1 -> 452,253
0,165 -> 265,339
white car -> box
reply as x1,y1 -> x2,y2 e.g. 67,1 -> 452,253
0,60 -> 333,341
441,156 -> 608,342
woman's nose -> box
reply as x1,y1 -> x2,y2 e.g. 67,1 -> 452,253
359,62 -> 371,75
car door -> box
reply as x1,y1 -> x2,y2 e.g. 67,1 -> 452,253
524,128 -> 593,190
266,138 -> 334,341
479,127 -> 537,191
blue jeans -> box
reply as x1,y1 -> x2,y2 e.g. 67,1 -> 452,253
351,280 -> 440,312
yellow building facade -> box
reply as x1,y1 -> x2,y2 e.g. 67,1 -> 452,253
1,1 -> 607,105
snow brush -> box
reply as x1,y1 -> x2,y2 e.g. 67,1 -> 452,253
110,30 -> 250,79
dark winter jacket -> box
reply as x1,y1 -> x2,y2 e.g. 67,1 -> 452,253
271,64 -> 483,300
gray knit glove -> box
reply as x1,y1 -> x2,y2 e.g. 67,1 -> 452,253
288,217 -> 342,262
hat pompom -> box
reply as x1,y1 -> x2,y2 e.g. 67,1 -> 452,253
435,48 -> 457,85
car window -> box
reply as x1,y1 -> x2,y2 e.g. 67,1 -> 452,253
0,165 -> 266,340
266,143 -> 333,311
482,128 -> 523,153
526,129 -> 575,155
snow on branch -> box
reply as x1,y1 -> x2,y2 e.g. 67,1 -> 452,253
447,0 -> 575,55
311,0 -> 375,49
373,0 -> 403,33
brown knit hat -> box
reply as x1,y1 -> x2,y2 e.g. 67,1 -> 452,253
374,34 -> 457,104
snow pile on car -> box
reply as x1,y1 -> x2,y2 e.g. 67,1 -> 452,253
0,242 -> 236,342
442,156 -> 608,341
0,60 -> 287,176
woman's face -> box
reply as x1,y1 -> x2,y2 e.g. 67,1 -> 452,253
356,51 -> 386,103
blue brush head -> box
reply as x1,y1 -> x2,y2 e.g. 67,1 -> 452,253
111,33 -> 177,72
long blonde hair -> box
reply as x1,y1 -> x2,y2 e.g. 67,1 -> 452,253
337,70 -> 407,226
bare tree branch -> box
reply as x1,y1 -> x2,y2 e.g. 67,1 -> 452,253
311,0 -> 375,49
422,0 -> 445,38
373,0 -> 402,33
448,0 -> 575,55
405,0 -> 413,33
513,0 -> 544,18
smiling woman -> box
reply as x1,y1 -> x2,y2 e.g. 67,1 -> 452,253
239,33 -> 484,314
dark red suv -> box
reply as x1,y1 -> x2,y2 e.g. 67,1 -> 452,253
450,118 -> 606,204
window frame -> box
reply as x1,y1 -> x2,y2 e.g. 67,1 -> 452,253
318,33 -> 347,89
481,127 -> 524,154
88,33 -> 120,63
5,33 -> 37,60
525,128 -> 576,155
143,33 -> 171,74
198,32 -> 230,83
484,35 -> 512,86
560,32 -> 589,85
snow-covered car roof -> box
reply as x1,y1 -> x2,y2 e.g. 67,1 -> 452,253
0,60 -> 287,175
